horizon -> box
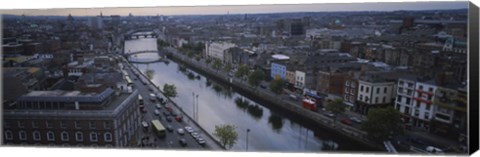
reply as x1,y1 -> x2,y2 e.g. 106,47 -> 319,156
0,1 -> 469,17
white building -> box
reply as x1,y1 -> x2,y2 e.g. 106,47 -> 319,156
394,78 -> 417,116
410,82 -> 438,130
356,76 -> 395,114
294,70 -> 306,89
205,41 -> 236,62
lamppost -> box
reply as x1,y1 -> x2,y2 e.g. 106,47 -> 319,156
246,128 -> 250,151
192,92 -> 199,121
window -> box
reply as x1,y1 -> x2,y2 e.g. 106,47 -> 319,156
375,97 -> 378,103
61,131 -> 69,141
359,94 -> 363,101
406,98 -> 411,104
346,81 -> 350,86
399,81 -> 404,85
360,85 -> 364,91
397,96 -> 402,102
75,121 -> 81,129
104,132 -> 112,142
376,88 -> 380,94
344,95 -> 349,100
33,131 -> 41,141
5,130 -> 13,140
19,131 -> 27,141
89,121 -> 96,129
383,97 -> 386,103
75,132 -> 83,141
18,121 -> 25,128
365,96 -> 369,102
90,132 -> 98,142
47,131 -> 55,141
428,87 -> 433,92
60,121 -> 67,129
384,87 -> 387,93
405,107 -> 410,114
46,121 -> 53,128
32,121 -> 39,128
366,87 -> 369,93
4,121 -> 11,128
424,112 -> 430,119
104,121 -> 111,129
426,104 -> 431,110
419,85 -> 423,90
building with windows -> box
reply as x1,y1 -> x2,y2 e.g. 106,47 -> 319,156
410,81 -> 437,131
431,86 -> 467,142
205,41 -> 236,62
356,74 -> 396,115
394,77 -> 417,126
3,88 -> 140,147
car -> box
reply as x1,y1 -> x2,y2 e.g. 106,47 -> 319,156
175,115 -> 183,122
289,94 -> 298,100
148,88 -> 154,92
191,132 -> 200,139
406,136 -> 428,145
184,126 -> 194,133
163,111 -> 170,116
341,119 -> 353,126
179,138 -> 187,147
177,128 -> 185,135
196,137 -> 206,146
167,106 -> 173,112
155,104 -> 162,109
141,121 -> 149,128
426,146 -> 444,154
170,110 -> 177,117
324,111 -> 335,117
166,125 -> 174,132
259,84 -> 267,89
154,109 -> 160,116
349,116 -> 362,124
166,116 -> 173,122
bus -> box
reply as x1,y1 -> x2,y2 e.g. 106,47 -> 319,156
125,76 -> 133,86
151,120 -> 166,138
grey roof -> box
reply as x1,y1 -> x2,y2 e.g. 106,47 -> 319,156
18,88 -> 114,103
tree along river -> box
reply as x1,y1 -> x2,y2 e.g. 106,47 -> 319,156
125,37 -> 377,152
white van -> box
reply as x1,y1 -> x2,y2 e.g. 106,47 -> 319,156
426,146 -> 444,154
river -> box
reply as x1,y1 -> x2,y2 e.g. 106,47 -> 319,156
125,36 -> 376,152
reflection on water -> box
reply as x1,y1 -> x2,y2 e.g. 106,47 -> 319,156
268,113 -> 284,132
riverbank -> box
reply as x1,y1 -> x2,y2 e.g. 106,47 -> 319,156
165,48 -> 385,151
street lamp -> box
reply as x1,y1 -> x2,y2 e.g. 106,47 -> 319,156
246,128 -> 250,151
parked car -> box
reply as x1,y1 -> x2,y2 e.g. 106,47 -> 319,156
325,111 -> 335,117
155,104 -> 162,109
289,94 -> 298,100
163,111 -> 170,116
406,136 -> 428,145
341,119 -> 353,126
175,115 -> 183,122
154,109 -> 160,116
349,116 -> 362,124
184,126 -> 194,133
191,132 -> 200,139
177,128 -> 185,135
166,125 -> 174,132
166,116 -> 173,122
196,137 -> 206,146
426,146 -> 444,154
141,121 -> 149,128
179,138 -> 187,147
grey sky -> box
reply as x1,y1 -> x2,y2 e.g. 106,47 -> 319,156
0,1 -> 468,16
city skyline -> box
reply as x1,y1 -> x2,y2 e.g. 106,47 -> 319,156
0,1 -> 468,16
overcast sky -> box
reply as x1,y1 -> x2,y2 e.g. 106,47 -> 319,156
0,1 -> 469,16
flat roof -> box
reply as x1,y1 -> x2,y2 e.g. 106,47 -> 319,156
272,54 -> 290,60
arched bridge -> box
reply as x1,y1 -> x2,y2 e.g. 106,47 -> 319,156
123,50 -> 168,64
124,28 -> 159,40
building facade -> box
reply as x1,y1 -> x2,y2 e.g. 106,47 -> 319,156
356,77 -> 395,115
3,89 -> 141,147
